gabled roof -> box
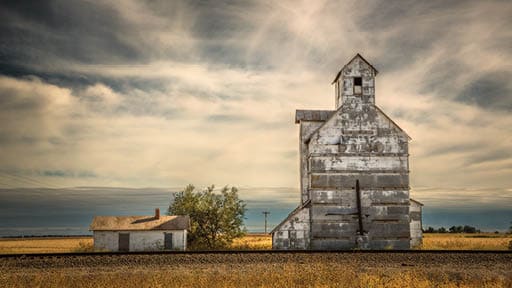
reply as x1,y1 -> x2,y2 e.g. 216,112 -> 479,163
295,110 -> 335,124
410,198 -> 424,206
303,104 -> 411,143
90,215 -> 190,231
331,53 -> 379,84
270,200 -> 311,234
374,106 -> 412,140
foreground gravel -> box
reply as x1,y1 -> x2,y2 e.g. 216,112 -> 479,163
1,251 -> 511,273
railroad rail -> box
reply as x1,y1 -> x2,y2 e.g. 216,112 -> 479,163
1,249 -> 510,258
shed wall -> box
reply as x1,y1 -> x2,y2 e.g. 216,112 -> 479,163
93,230 -> 187,251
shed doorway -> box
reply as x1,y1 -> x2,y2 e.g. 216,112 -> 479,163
119,233 -> 130,252
164,233 -> 173,250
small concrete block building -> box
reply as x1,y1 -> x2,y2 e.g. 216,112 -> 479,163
90,209 -> 189,252
272,54 -> 423,250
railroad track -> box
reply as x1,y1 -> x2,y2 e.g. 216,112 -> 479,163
2,250 -> 510,272
1,249 -> 510,258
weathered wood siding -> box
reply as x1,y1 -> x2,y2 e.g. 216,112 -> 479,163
306,55 -> 411,250
300,121 -> 324,203
272,206 -> 310,250
410,200 -> 423,248
273,54 -> 420,250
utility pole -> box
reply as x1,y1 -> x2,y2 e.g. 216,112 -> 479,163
262,211 -> 270,234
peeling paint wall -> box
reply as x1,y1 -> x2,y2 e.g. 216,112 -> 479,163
410,201 -> 423,248
308,55 -> 410,250
272,206 -> 310,249
300,121 -> 325,203
336,56 -> 376,108
273,54 -> 420,250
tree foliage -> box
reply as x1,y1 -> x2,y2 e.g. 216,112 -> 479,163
168,184 -> 246,250
424,225 -> 480,233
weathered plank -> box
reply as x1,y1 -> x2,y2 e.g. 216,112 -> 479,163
311,222 -> 358,238
310,173 -> 409,189
309,156 -> 408,172
310,239 -> 355,250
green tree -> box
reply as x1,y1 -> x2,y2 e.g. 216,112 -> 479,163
168,184 -> 247,250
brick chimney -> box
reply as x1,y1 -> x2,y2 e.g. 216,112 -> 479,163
155,208 -> 160,219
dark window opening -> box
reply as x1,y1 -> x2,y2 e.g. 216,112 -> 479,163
164,233 -> 173,250
353,77 -> 362,95
119,233 -> 130,252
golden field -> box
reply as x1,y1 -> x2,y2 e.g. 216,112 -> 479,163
421,233 -> 512,250
1,233 -> 511,253
230,233 -> 272,250
0,237 -> 93,254
1,234 -> 511,287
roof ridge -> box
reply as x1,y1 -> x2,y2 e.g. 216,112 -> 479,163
331,53 -> 379,84
303,104 -> 411,143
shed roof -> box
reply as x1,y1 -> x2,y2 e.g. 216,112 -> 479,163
295,110 -> 335,124
410,198 -> 424,206
90,215 -> 190,231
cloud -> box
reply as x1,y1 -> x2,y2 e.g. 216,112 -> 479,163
0,75 -> 75,145
0,0 -> 146,65
456,71 -> 512,111
0,0 -> 510,208
412,186 -> 512,209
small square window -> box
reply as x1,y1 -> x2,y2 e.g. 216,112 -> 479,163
353,77 -> 362,94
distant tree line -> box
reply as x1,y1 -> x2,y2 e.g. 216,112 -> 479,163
423,225 -> 481,234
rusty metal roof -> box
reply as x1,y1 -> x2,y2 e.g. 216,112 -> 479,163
90,215 -> 190,231
295,110 -> 335,124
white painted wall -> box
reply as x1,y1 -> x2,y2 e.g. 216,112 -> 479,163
93,230 -> 187,251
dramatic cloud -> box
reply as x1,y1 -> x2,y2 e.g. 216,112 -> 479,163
0,0 -> 511,212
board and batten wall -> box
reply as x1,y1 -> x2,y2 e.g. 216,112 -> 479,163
93,230 -> 187,251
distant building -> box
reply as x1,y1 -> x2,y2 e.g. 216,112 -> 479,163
90,209 -> 189,251
272,54 -> 423,250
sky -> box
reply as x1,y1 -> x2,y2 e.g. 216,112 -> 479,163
0,0 -> 511,231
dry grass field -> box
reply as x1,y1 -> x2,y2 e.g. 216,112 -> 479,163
0,233 -> 511,254
0,237 -> 93,254
230,233 -> 272,250
421,233 -> 512,250
0,234 -> 511,287
1,251 -> 510,287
